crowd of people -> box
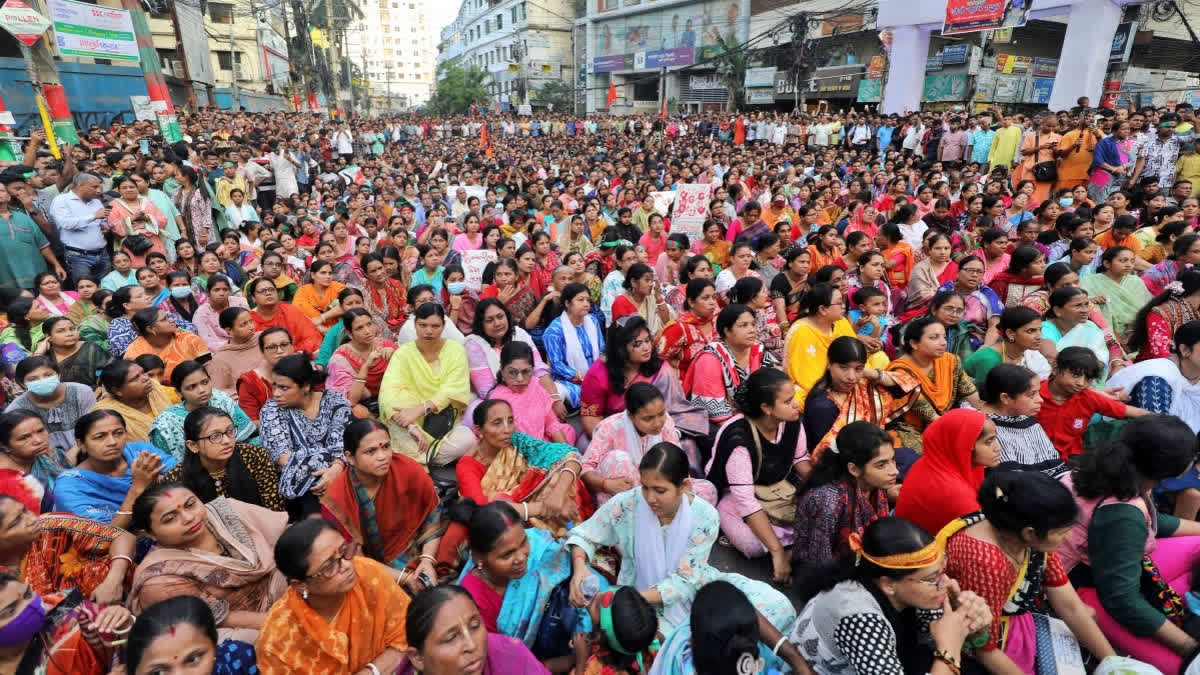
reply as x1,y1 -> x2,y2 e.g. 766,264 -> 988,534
3,98 -> 1200,674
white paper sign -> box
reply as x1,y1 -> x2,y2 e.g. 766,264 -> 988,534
649,191 -> 677,218
130,95 -> 155,121
461,249 -> 496,291
670,183 -> 712,244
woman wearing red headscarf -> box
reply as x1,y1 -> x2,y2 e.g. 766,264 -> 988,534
893,408 -> 1000,536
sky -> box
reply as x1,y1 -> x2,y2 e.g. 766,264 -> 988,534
431,0 -> 461,43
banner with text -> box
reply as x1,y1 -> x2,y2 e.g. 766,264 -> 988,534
670,183 -> 712,243
47,0 -> 138,62
943,0 -> 1028,36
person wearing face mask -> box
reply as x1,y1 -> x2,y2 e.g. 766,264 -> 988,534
0,570 -> 135,675
6,356 -> 97,468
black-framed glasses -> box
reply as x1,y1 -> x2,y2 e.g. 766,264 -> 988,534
307,540 -> 360,580
198,427 -> 236,444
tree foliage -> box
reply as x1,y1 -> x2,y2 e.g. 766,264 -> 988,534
427,62 -> 492,116
533,80 -> 574,111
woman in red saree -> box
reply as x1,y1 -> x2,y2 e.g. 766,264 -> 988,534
360,252 -> 409,340
529,231 -> 559,295
452,399 -> 591,557
655,278 -> 719,375
247,277 -> 323,353
481,258 -> 540,328
988,245 -> 1047,308
321,419 -> 454,588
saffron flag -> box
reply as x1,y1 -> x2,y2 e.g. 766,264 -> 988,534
606,82 -> 617,108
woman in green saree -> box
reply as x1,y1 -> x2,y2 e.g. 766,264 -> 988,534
78,290 -> 113,352
1082,246 -> 1153,349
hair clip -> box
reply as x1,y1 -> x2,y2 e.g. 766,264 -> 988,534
995,486 -> 1006,502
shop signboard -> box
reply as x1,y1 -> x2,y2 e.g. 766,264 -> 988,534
943,0 -> 1028,35
975,69 -> 996,101
46,0 -> 138,61
592,54 -> 631,73
994,75 -> 1025,103
925,53 -> 943,72
867,55 -> 885,79
690,74 -> 722,90
942,44 -> 969,65
745,88 -> 774,104
814,64 -> 863,96
1028,77 -> 1054,104
743,67 -> 775,88
645,46 -> 694,69
857,78 -> 881,103
995,54 -> 1032,74
922,73 -> 967,102
1031,57 -> 1058,78
773,70 -> 797,100
0,0 -> 49,46
1110,22 -> 1137,63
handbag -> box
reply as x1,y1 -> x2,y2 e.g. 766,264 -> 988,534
421,405 -> 456,440
123,234 -> 154,256
748,423 -> 797,527
1031,134 -> 1059,182
532,581 -> 578,659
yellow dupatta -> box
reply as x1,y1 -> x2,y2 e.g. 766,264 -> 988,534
95,381 -> 174,442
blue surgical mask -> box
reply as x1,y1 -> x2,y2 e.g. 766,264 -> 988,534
25,376 -> 59,397
1059,198 -> 1074,207
170,286 -> 193,299
446,281 -> 466,295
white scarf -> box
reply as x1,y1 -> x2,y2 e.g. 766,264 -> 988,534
560,312 -> 599,377
1107,357 -> 1200,432
620,411 -> 663,466
635,491 -> 693,628
466,328 -> 535,380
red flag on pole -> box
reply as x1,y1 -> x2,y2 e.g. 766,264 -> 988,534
606,82 -> 617,108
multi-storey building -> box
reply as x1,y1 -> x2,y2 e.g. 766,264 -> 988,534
437,0 -> 575,109
347,0 -> 436,111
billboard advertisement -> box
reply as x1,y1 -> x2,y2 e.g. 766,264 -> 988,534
943,0 -> 1028,36
46,0 -> 138,62
592,0 -> 746,71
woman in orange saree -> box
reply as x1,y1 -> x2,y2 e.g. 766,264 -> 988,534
885,316 -> 981,451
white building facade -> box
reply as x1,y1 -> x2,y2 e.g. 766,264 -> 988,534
437,0 -> 575,109
347,0 -> 436,110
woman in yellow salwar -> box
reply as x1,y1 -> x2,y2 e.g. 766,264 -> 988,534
785,283 -> 888,407
257,518 -> 410,675
886,315 -> 982,451
378,303 -> 475,467
94,359 -> 175,443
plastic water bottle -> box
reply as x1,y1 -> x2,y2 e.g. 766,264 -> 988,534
580,574 -> 601,604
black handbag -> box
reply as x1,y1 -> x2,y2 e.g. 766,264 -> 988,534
532,581 -> 579,659
1031,134 -> 1059,182
123,234 -> 154,256
421,405 -> 456,440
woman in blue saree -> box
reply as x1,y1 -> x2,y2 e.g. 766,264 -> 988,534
53,410 -> 177,527
455,500 -> 601,669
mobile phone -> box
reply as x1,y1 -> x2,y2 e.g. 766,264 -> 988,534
417,572 -> 434,588
138,139 -> 150,155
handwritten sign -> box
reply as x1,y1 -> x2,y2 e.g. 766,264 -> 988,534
461,249 -> 496,292
649,191 -> 677,218
669,184 -> 712,244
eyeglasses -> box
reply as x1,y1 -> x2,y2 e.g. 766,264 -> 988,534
503,367 -> 534,379
198,427 -> 236,444
307,540 -> 360,579
263,342 -> 292,352
908,567 -> 948,589
940,305 -> 966,315
960,267 -> 985,275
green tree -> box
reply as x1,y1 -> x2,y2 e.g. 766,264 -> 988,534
428,62 -> 492,116
532,80 -> 574,111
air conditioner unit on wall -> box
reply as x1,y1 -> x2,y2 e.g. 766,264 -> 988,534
234,63 -> 250,80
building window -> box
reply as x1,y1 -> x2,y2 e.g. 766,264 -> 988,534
496,13 -> 502,29
216,50 -> 242,70
519,2 -> 525,20
208,2 -> 232,23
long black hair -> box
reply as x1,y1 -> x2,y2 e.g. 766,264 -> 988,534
604,314 -> 661,394
1127,269 -> 1200,353
179,406 -> 262,506
795,516 -> 935,673
691,580 -> 761,675
1073,415 -> 1198,501
800,421 -> 893,498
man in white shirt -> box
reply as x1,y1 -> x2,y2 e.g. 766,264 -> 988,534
902,115 -> 925,155
450,187 -> 471,222
266,140 -> 300,199
50,173 -> 112,281
333,123 -> 354,158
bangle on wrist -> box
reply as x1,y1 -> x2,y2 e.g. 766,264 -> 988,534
115,510 -> 132,516
771,635 -> 788,656
365,664 -> 381,675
